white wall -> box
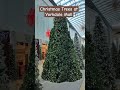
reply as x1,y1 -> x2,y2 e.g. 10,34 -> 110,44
35,0 -> 54,44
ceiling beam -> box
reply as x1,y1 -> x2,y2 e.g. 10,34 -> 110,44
56,0 -> 63,4
71,22 -> 84,26
86,0 -> 112,30
69,18 -> 85,23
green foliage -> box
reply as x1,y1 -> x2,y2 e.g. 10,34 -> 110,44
42,17 -> 82,83
92,16 -> 115,89
8,45 -> 17,81
20,38 -> 40,90
74,33 -> 84,70
117,50 -> 120,79
85,31 -> 99,89
112,43 -> 119,79
39,45 -> 42,60
35,63 -> 41,90
81,45 -> 85,59
0,43 -> 9,90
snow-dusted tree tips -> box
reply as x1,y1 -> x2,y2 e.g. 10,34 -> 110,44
0,44 -> 9,90
42,17 -> 82,83
74,33 -> 84,70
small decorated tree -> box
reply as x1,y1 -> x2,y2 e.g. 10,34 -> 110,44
81,45 -> 85,59
39,45 -> 42,60
20,38 -> 40,90
74,33 -> 84,69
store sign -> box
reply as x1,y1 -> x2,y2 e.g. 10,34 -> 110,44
39,6 -> 79,17
27,8 -> 35,27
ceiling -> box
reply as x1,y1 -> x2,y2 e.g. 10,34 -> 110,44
92,0 -> 120,33
53,0 -> 85,37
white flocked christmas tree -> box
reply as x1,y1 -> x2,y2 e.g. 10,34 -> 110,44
0,43 -> 9,90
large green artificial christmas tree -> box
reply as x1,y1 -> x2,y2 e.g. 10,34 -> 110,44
42,17 -> 82,83
0,43 -> 9,90
20,38 -> 40,90
74,33 -> 84,70
93,16 -> 115,89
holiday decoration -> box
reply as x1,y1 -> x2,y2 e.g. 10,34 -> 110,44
27,8 -> 35,27
0,43 -> 9,90
74,33 -> 84,70
20,37 -> 40,90
92,16 -> 115,89
42,17 -> 82,83
46,29 -> 51,38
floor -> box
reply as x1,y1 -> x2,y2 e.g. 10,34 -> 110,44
38,60 -> 85,90
80,78 -> 85,90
